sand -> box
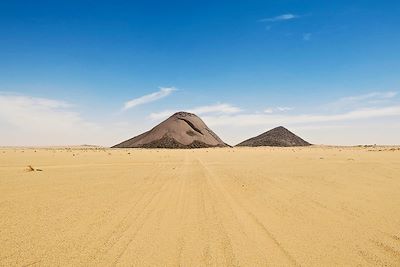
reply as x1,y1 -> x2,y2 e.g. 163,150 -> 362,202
1,146 -> 400,266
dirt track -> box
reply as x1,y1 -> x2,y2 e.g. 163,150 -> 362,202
1,147 -> 400,266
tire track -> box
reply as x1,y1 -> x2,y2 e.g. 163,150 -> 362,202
92,167 -> 177,264
197,158 -> 300,266
111,158 -> 192,265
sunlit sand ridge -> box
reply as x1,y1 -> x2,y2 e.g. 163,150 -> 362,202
1,146 -> 400,266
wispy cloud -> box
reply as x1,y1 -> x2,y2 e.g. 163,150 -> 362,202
260,13 -> 299,22
203,106 -> 400,127
148,110 -> 176,120
0,93 -> 103,146
123,87 -> 176,110
264,106 -> 294,113
0,93 -> 72,109
203,92 -> 399,128
339,91 -> 397,102
2,91 -> 399,146
190,103 -> 241,115
259,13 -> 309,40
149,103 -> 242,120
277,107 -> 293,112
329,91 -> 398,110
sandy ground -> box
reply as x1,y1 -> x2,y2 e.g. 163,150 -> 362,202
1,146 -> 400,266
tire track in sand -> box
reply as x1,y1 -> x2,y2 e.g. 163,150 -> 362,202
108,155 -> 196,266
172,152 -> 239,266
196,158 -> 299,266
92,166 -> 180,265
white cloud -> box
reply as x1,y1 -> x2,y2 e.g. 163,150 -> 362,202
203,106 -> 400,127
329,91 -> 398,110
123,87 -> 176,110
148,110 -> 176,120
339,91 -> 397,102
0,93 -> 105,146
260,14 -> 299,22
190,103 -> 241,115
203,105 -> 400,145
1,94 -> 72,109
277,106 -> 293,112
139,92 -> 400,145
2,91 -> 399,147
149,103 -> 242,120
264,106 -> 293,113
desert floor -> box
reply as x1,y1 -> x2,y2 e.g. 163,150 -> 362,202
1,146 -> 400,266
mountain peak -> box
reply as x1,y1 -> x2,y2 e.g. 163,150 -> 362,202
172,111 -> 196,117
236,126 -> 311,147
112,111 -> 228,148
272,126 -> 288,131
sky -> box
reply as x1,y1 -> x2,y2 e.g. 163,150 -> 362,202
1,0 -> 400,146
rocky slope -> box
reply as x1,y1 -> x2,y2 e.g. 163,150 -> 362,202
236,126 -> 311,147
112,112 -> 228,148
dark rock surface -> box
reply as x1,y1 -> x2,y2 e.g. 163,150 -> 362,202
236,126 -> 311,147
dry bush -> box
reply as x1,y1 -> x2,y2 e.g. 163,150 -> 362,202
26,165 -> 43,172
26,165 -> 35,172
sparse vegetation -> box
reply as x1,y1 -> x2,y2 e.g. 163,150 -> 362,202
26,165 -> 43,172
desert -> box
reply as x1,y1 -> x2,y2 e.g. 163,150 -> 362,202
1,146 -> 400,266
1,2 -> 400,266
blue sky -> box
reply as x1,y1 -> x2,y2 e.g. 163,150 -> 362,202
1,1 -> 400,146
